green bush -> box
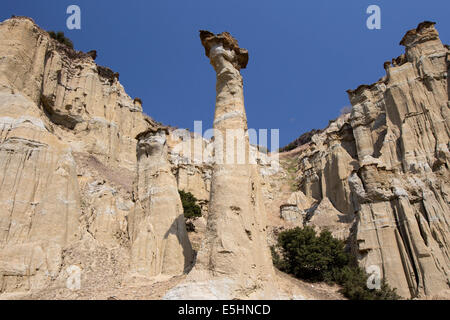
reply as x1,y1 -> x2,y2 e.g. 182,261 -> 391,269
278,227 -> 348,282
273,226 -> 400,300
179,190 -> 202,219
48,31 -> 74,49
270,246 -> 288,271
335,266 -> 400,300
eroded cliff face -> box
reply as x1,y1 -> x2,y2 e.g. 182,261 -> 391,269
129,128 -> 193,277
274,21 -> 449,299
0,16 -> 193,296
0,16 -> 448,300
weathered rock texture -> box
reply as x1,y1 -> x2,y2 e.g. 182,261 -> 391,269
274,21 -> 449,299
0,16 -> 192,295
164,31 -> 276,299
129,128 -> 193,276
0,16 -> 448,300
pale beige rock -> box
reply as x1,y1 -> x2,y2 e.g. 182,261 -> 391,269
168,132 -> 212,201
0,16 -> 448,300
0,16 -> 192,295
272,21 -> 450,299
306,198 -> 351,240
129,128 -> 194,277
0,86 -> 81,292
165,31 -> 277,300
278,191 -> 315,224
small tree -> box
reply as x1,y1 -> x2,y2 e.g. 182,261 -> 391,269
335,266 -> 400,300
48,31 -> 74,49
179,190 -> 202,219
278,227 -> 348,282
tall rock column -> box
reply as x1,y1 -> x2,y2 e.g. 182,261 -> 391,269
165,31 -> 276,299
129,128 -> 193,277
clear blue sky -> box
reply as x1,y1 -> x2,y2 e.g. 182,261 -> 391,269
1,0 -> 449,148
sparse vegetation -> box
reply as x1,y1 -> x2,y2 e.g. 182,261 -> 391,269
280,157 -> 299,192
272,226 -> 400,300
179,190 -> 202,219
278,142 -> 297,153
278,129 -> 322,153
48,31 -> 74,49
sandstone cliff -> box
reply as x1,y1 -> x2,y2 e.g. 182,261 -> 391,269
0,17 -> 334,300
0,16 -> 194,295
274,21 -> 449,299
0,16 -> 448,300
